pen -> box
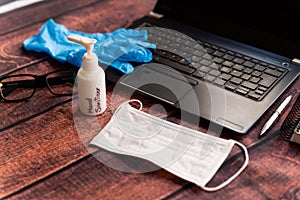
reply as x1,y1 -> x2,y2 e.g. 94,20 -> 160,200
260,95 -> 292,137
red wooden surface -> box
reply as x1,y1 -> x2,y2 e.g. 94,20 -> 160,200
0,0 -> 299,199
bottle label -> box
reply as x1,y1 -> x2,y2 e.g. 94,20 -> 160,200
94,87 -> 102,113
85,98 -> 93,114
83,87 -> 102,114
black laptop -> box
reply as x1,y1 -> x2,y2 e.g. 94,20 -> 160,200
106,0 -> 300,134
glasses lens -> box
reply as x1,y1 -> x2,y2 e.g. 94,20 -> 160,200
0,75 -> 35,101
46,70 -> 77,95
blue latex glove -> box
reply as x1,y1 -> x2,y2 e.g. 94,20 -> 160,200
23,18 -> 156,74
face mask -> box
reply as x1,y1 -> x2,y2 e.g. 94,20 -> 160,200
91,100 -> 249,192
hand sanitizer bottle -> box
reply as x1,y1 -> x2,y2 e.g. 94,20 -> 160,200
67,35 -> 106,115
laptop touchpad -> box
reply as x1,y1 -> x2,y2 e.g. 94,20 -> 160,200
120,63 -> 197,105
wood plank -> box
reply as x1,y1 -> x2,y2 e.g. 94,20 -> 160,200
0,83 -> 176,198
166,133 -> 300,200
0,0 -> 99,35
0,73 -> 299,197
7,151 -> 187,200
1,0 -> 299,198
0,60 -> 75,131
4,80 -> 298,199
0,0 -> 157,76
7,80 -> 299,199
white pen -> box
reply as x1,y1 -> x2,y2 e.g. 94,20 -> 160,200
260,95 -> 292,137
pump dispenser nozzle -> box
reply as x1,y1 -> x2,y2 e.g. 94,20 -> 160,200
67,35 -> 97,55
67,34 -> 106,116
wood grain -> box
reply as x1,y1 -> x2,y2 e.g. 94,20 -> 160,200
0,82 -> 176,198
1,0 -> 300,199
0,0 -> 156,76
167,133 -> 300,200
0,60 -> 75,131
0,0 -> 99,35
7,151 -> 187,200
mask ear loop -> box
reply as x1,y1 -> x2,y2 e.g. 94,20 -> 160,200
112,99 -> 168,139
201,140 -> 249,192
111,99 -> 143,119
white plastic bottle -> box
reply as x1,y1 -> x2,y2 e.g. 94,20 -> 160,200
68,35 -> 106,115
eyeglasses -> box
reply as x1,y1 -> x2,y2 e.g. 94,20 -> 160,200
0,69 -> 78,102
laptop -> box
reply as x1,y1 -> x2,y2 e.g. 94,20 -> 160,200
106,0 -> 300,134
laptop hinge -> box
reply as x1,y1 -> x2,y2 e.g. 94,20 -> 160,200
147,11 -> 164,19
292,58 -> 300,66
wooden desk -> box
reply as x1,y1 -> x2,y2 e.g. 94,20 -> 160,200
0,0 -> 299,199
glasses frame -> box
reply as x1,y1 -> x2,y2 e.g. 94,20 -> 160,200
0,69 -> 78,102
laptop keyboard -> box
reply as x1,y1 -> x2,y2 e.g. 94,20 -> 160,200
142,25 -> 288,101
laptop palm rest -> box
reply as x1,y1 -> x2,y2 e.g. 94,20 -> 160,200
120,63 -> 197,105
120,63 -> 246,133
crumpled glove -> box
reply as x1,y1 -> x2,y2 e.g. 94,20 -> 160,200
23,18 -> 156,74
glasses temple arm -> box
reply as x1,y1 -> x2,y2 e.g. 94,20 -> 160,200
0,80 -> 35,96
47,75 -> 75,86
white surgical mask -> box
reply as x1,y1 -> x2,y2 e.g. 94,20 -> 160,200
91,100 -> 249,192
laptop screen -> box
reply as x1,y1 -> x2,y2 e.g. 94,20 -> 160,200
154,0 -> 300,60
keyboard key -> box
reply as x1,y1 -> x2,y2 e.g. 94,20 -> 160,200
233,58 -> 244,64
243,68 -> 252,74
258,86 -> 268,92
213,51 -> 225,57
170,54 -> 181,62
220,73 -> 232,81
268,65 -> 276,70
223,60 -> 234,67
202,54 -> 212,60
209,69 -> 221,77
227,50 -> 235,55
277,67 -> 287,73
192,56 -> 201,62
207,48 -> 214,54
244,61 -> 255,68
236,87 -> 249,95
203,74 -> 216,82
193,70 -> 205,79
200,59 -> 212,66
213,78 -> 226,86
233,64 -> 244,71
241,74 -> 251,80
231,70 -> 243,77
209,63 -> 219,69
250,77 -> 260,84
220,67 -> 231,73
248,92 -> 261,100
255,90 -> 264,95
241,81 -> 258,90
225,82 -> 238,91
198,66 -> 211,73
254,64 -> 266,72
212,57 -> 224,64
265,68 -> 283,77
230,77 -> 243,85
252,71 -> 262,77
179,58 -> 190,65
259,62 -> 268,66
190,62 -> 200,68
193,50 -> 204,57
259,74 -> 277,88
154,57 -> 195,74
223,54 -> 234,61
144,26 -> 287,101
